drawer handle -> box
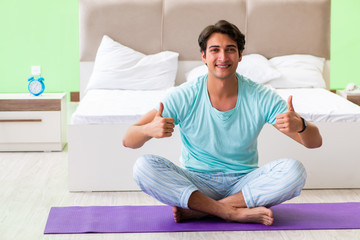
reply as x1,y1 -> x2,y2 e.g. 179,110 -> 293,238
0,119 -> 42,122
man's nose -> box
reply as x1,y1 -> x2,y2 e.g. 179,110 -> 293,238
218,50 -> 227,61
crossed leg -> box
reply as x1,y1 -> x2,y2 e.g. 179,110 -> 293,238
172,190 -> 274,225
134,155 -> 306,226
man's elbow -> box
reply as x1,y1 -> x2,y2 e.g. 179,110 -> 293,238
122,138 -> 142,149
306,137 -> 322,149
122,139 -> 129,148
122,137 -> 133,148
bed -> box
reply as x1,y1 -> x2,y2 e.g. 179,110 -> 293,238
69,0 -> 360,192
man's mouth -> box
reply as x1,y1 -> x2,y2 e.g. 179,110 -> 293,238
216,64 -> 231,69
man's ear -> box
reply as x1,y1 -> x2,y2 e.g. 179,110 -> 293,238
201,51 -> 207,64
238,50 -> 243,62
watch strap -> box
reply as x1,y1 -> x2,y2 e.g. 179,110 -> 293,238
298,117 -> 307,133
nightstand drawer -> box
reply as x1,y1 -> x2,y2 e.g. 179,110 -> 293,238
0,111 -> 61,143
0,99 -> 61,111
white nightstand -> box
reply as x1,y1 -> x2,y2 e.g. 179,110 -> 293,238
0,93 -> 67,151
337,90 -> 360,106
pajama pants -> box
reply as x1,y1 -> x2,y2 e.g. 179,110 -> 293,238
133,154 -> 307,209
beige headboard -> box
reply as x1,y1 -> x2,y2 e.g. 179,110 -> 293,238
79,0 -> 330,94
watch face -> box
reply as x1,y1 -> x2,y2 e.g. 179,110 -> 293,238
29,80 -> 44,95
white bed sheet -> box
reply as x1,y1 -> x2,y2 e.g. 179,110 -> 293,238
71,88 -> 360,124
71,88 -> 174,124
275,88 -> 360,122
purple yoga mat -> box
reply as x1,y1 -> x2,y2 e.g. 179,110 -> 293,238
44,202 -> 360,234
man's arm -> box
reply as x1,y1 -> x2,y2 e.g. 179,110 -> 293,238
122,102 -> 175,149
274,96 -> 322,149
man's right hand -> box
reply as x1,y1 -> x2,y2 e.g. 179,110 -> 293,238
145,102 -> 175,138
123,102 -> 175,148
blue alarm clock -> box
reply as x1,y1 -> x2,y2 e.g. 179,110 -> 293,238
28,76 -> 45,96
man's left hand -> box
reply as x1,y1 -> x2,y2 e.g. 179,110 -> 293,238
275,96 -> 303,133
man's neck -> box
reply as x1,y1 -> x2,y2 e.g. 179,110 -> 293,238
207,74 -> 238,112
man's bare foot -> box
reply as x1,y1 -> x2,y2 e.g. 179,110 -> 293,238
226,206 -> 274,226
173,205 -> 273,225
183,190 -> 274,225
172,206 -> 208,223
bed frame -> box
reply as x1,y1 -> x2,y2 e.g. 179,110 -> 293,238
69,0 -> 360,191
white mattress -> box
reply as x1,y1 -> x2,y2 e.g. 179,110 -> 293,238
275,88 -> 360,122
71,88 -> 360,124
71,88 -> 175,124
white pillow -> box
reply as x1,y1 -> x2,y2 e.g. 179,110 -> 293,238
266,54 -> 326,89
186,54 -> 281,83
86,35 -> 179,91
185,64 -> 208,82
237,54 -> 281,83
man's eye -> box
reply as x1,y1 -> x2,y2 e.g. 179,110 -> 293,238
210,49 -> 218,52
227,48 -> 236,52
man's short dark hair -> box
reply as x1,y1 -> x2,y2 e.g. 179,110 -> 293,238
198,20 -> 245,56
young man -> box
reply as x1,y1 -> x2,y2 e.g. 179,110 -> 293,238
123,20 -> 322,225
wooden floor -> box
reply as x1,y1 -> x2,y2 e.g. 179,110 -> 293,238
0,148 -> 360,240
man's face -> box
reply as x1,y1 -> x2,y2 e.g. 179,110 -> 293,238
202,33 -> 242,81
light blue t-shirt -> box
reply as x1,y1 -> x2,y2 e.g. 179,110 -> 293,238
160,73 -> 287,174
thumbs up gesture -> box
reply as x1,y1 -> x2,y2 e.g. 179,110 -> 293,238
147,102 -> 175,138
156,102 -> 165,117
275,96 -> 303,133
287,95 -> 295,112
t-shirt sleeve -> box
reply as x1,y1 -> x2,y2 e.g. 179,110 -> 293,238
258,85 -> 288,125
154,81 -> 196,125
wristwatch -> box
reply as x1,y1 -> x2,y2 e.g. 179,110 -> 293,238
298,117 -> 307,133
